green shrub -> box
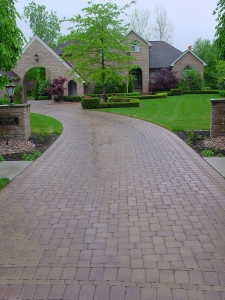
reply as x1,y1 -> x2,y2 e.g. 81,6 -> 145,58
100,99 -> 140,108
34,81 -> 39,100
108,97 -> 130,103
121,83 -> 127,93
219,90 -> 225,97
38,96 -> 49,100
0,98 -> 9,105
171,89 -> 183,95
0,155 -> 4,161
14,84 -> 23,101
128,78 -> 134,93
81,97 -> 100,109
14,100 -> 23,104
179,69 -> 203,90
183,90 -> 219,94
38,79 -> 50,96
201,149 -> 214,157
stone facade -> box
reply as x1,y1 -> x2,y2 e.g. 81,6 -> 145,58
0,104 -> 31,140
11,37 -> 84,102
210,99 -> 225,138
127,32 -> 150,94
172,51 -> 204,79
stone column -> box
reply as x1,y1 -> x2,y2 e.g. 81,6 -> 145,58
210,99 -> 225,138
0,104 -> 31,140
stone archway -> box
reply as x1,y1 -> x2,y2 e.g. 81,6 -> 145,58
12,36 -> 85,103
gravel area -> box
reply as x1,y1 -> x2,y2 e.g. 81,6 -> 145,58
0,139 -> 35,155
202,136 -> 225,151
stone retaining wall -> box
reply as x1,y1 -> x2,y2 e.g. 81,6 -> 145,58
0,104 -> 31,140
210,99 -> 225,138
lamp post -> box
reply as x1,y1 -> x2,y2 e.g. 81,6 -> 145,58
5,80 -> 16,105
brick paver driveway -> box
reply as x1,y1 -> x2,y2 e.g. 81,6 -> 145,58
0,100 -> 225,299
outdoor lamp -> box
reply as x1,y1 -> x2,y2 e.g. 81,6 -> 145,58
34,53 -> 38,61
5,80 -> 16,105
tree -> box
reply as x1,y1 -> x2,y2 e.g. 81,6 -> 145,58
0,0 -> 26,89
23,1 -> 62,48
151,5 -> 174,44
48,77 -> 67,102
62,1 -> 136,102
213,0 -> 225,59
193,37 -> 218,88
129,7 -> 151,40
153,68 -> 179,91
179,68 -> 203,90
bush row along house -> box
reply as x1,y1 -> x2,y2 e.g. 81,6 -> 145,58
0,30 -> 206,102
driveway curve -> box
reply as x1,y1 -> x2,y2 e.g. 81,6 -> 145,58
0,100 -> 225,299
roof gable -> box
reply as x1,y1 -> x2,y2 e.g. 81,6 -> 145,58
149,41 -> 183,69
22,36 -> 81,79
127,30 -> 151,46
170,49 -> 207,66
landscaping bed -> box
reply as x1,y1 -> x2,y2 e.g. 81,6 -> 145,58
0,134 -> 59,161
175,131 -> 225,157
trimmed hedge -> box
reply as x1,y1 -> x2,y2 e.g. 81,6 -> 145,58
108,97 -> 130,103
85,94 -> 101,98
38,96 -> 49,100
100,100 -> 140,108
81,97 -> 101,109
171,89 -> 183,95
129,93 -> 168,100
183,90 -> 219,94
54,95 -> 83,102
107,92 -> 140,97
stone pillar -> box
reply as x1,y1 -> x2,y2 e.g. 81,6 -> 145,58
210,99 -> 225,138
0,104 -> 31,140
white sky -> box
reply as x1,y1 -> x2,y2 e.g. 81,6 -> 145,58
15,0 -> 218,51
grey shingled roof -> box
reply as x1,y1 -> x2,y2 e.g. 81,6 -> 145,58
149,41 -> 183,69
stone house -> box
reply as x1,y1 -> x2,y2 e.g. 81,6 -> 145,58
0,31 -> 206,101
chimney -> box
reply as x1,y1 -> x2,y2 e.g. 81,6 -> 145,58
188,45 -> 192,51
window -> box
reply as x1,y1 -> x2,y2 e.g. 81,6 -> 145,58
183,66 -> 192,77
131,40 -> 140,52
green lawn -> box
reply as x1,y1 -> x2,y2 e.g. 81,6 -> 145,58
30,113 -> 63,134
97,94 -> 221,131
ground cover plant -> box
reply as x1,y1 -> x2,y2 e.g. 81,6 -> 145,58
96,94 -> 221,131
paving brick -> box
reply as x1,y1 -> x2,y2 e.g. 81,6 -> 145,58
1,101 -> 225,298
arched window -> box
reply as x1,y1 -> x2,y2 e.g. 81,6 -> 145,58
131,40 -> 140,52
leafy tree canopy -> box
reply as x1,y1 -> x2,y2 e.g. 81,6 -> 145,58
23,1 -> 62,48
62,1 -> 137,101
193,37 -> 218,88
213,0 -> 225,59
0,0 -> 26,89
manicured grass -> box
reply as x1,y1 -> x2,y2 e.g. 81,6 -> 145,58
30,113 -> 63,134
0,177 -> 10,190
97,94 -> 221,131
